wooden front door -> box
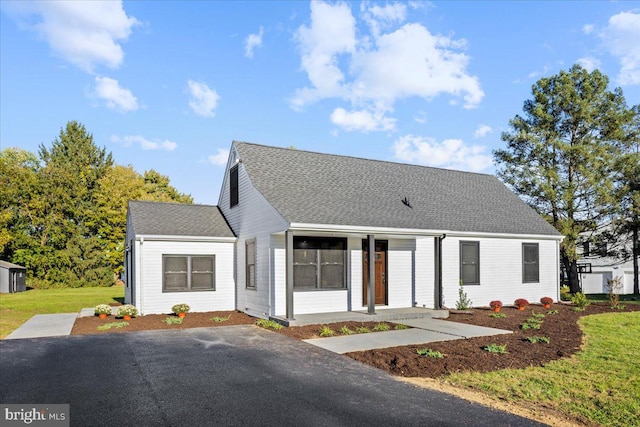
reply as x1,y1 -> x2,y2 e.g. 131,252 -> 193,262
363,241 -> 387,305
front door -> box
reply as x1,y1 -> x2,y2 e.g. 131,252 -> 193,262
362,240 -> 387,305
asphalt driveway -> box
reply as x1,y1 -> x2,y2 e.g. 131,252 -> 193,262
0,325 -> 544,426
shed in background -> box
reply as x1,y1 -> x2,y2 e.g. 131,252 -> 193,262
0,261 -> 27,293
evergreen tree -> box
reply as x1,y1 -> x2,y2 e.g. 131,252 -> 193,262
494,65 -> 634,293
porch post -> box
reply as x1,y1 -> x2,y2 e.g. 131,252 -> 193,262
367,234 -> 376,315
285,230 -> 294,320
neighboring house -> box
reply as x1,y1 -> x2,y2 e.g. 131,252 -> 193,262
124,201 -> 236,314
577,231 -> 638,294
0,260 -> 27,293
125,141 -> 564,318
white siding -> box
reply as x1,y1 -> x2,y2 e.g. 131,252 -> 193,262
294,291 -> 349,314
134,240 -> 235,315
414,237 -> 436,308
581,272 -> 612,294
624,272 -> 636,294
218,150 -> 288,317
441,236 -> 558,308
124,211 -> 134,305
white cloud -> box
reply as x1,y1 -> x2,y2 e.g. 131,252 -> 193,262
582,24 -> 594,35
245,26 -> 264,58
93,76 -> 138,112
600,11 -> 640,85
187,80 -> 220,117
474,124 -> 492,138
208,149 -> 229,165
4,0 -> 138,73
392,134 -> 493,172
576,57 -> 602,72
112,135 -> 177,151
291,1 -> 484,126
330,107 -> 396,132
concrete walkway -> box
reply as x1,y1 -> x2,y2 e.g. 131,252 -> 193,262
303,318 -> 512,353
5,313 -> 78,339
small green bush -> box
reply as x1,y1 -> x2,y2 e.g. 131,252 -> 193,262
455,281 -> 473,310
560,286 -> 571,301
612,305 -> 626,310
489,312 -> 507,318
255,319 -> 283,330
571,292 -> 590,309
319,325 -> 335,337
163,317 -> 183,325
394,324 -> 409,330
416,348 -> 444,358
96,321 -> 129,331
547,310 -> 560,315
530,311 -> 545,319
372,322 -> 391,332
211,314 -> 232,322
483,343 -> 507,354
521,321 -> 541,330
356,326 -> 371,334
339,326 -> 355,335
526,336 -> 550,344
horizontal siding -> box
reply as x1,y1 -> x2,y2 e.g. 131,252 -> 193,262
137,240 -> 235,315
294,291 -> 348,314
441,237 -> 558,308
414,237 -> 435,308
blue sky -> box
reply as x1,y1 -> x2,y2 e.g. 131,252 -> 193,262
2,1 -> 639,205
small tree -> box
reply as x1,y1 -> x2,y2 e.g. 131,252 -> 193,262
605,277 -> 624,308
456,281 -> 473,310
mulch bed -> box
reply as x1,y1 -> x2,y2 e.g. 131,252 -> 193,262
274,321 -> 400,339
71,310 -> 254,335
346,303 -> 640,378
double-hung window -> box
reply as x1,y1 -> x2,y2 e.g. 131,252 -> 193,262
460,241 -> 480,285
163,255 -> 215,292
293,237 -> 347,290
522,243 -> 539,283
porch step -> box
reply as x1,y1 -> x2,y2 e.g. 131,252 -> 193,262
271,307 -> 449,327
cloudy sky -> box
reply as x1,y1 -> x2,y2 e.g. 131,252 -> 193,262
1,1 -> 639,204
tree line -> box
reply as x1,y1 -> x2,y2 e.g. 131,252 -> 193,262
0,121 -> 192,288
495,64 -> 639,294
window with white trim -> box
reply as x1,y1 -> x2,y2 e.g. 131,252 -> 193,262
163,255 -> 215,292
293,237 -> 346,290
522,243 -> 539,283
460,241 -> 480,285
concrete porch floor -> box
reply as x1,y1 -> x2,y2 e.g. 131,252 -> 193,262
271,307 -> 449,327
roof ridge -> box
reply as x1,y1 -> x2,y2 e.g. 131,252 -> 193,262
233,140 -> 495,178
128,200 -> 218,208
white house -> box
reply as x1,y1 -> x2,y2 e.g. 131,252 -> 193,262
124,201 -> 236,315
125,141 -> 564,318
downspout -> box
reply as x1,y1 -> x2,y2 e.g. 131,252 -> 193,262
139,237 -> 144,315
435,234 -> 446,309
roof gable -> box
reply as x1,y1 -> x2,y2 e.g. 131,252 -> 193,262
233,141 -> 560,236
127,201 -> 235,238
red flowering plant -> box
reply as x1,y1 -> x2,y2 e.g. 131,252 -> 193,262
514,298 -> 530,309
489,300 -> 503,309
540,296 -> 553,307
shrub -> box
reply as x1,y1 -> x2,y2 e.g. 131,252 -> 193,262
116,304 -> 138,318
514,298 -> 530,308
540,296 -> 553,306
164,317 -> 183,325
94,304 -> 112,316
255,319 -> 283,330
394,324 -> 409,330
547,310 -> 560,315
483,343 -> 507,354
489,300 -> 503,309
97,321 -> 129,331
339,326 -> 355,335
526,336 -> 550,344
356,326 -> 371,334
373,322 -> 391,332
605,277 -> 623,308
489,312 -> 507,318
560,286 -> 571,301
571,292 -> 590,309
211,314 -> 232,322
319,325 -> 335,337
416,348 -> 444,358
171,303 -> 191,314
521,321 -> 541,330
530,311 -> 545,319
456,281 -> 473,310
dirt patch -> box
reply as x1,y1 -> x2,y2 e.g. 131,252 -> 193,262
346,303 -> 640,378
274,321 -> 401,339
71,310 -> 254,335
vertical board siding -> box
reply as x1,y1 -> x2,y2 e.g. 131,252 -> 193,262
414,237 -> 435,308
219,156 -> 288,317
137,240 -> 235,315
441,237 -> 558,308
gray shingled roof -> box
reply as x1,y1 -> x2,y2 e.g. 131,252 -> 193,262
128,201 -> 235,238
234,142 -> 561,236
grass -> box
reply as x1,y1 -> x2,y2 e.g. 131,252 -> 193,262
586,294 -> 639,304
0,286 -> 124,339
446,312 -> 640,427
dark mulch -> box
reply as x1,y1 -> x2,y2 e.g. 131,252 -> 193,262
274,321 -> 400,339
346,303 -> 640,378
71,310 -> 254,335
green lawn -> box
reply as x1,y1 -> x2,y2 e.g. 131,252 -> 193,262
587,293 -> 640,304
446,312 -> 640,427
0,287 -> 124,339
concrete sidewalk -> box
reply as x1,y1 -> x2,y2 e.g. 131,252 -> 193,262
5,313 -> 78,339
303,318 -> 511,353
